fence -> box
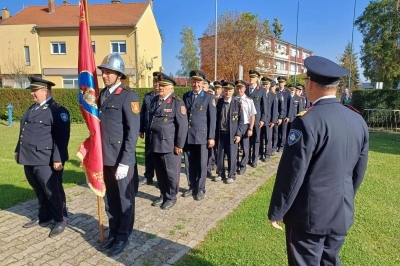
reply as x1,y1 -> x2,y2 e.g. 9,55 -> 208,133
362,109 -> 400,132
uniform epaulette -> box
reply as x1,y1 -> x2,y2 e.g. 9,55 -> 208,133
173,95 -> 181,101
296,110 -> 307,117
123,86 -> 133,91
344,104 -> 361,114
51,101 -> 61,108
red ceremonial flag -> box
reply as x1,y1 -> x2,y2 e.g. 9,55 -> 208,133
77,0 -> 105,197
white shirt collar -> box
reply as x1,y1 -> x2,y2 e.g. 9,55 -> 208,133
107,82 -> 122,94
161,92 -> 173,101
312,95 -> 336,105
224,97 -> 232,104
39,97 -> 52,106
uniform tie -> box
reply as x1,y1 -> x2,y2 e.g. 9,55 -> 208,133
31,104 -> 39,112
158,98 -> 164,105
102,88 -> 110,104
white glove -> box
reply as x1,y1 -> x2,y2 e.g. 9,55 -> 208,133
115,163 -> 129,180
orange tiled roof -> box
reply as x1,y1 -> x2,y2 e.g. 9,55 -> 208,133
1,2 -> 149,27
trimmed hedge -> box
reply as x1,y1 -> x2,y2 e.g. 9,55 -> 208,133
352,89 -> 400,111
0,87 -> 192,123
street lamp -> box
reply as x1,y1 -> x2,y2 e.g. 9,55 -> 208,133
214,0 -> 218,81
348,0 -> 357,91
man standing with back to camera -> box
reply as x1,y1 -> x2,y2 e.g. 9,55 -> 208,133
15,76 -> 70,238
268,56 -> 369,266
96,53 -> 140,256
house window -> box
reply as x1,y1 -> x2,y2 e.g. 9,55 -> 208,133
24,46 -> 31,66
111,41 -> 126,54
290,48 -> 297,57
52,42 -> 66,54
63,76 -> 79,88
92,41 -> 96,54
275,61 -> 285,70
290,63 -> 296,72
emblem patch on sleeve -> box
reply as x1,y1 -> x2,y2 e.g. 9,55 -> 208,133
181,106 -> 187,115
287,129 -> 302,146
60,113 -> 69,122
131,102 -> 140,114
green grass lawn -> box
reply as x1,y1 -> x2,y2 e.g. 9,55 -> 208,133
0,121 -> 145,210
176,132 -> 400,266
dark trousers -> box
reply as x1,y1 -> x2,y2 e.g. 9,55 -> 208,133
24,165 -> 67,223
184,144 -> 207,193
238,132 -> 249,169
277,121 -> 288,148
217,133 -> 238,179
152,151 -> 180,202
207,147 -> 216,172
144,135 -> 155,181
249,120 -> 261,163
286,121 -> 293,139
103,164 -> 136,241
260,125 -> 274,157
285,226 -> 346,266
272,124 -> 278,151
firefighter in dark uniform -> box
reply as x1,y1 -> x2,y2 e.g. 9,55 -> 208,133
298,84 -> 312,108
295,85 -> 306,113
182,70 -> 216,201
149,73 -> 188,209
139,71 -> 160,186
286,85 -> 296,136
15,77 -> 70,238
260,77 -> 278,162
271,81 -> 284,155
245,70 -> 267,168
96,53 -> 140,256
276,76 -> 291,152
268,56 -> 369,266
214,81 -> 246,183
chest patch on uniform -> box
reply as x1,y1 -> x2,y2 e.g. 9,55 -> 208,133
287,129 -> 301,146
181,106 -> 187,115
60,113 -> 69,122
131,102 -> 140,114
164,109 -> 172,113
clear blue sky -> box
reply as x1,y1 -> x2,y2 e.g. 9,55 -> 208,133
5,0 -> 370,81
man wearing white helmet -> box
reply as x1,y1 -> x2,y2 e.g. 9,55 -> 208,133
96,53 -> 140,256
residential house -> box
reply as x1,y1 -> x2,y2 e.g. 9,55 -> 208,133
0,0 -> 162,88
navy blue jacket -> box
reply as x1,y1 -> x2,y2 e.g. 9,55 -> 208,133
268,98 -> 369,235
99,86 -> 140,166
215,98 -> 246,144
15,98 -> 70,165
140,91 -> 157,134
245,85 -> 267,123
276,88 -> 290,119
183,90 -> 216,144
149,93 -> 188,153
266,91 -> 278,124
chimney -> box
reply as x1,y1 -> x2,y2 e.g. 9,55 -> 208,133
1,8 -> 10,20
111,0 -> 121,3
48,0 -> 55,13
63,0 -> 71,5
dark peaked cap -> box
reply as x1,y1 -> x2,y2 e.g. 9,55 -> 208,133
26,76 -> 55,90
155,72 -> 176,86
304,56 -> 349,85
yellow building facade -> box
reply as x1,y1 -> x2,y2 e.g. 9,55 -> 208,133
0,1 -> 162,88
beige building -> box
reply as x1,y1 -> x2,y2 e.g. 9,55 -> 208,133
0,0 -> 162,88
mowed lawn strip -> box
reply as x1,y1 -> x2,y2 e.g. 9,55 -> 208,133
0,123 -> 145,210
176,132 -> 400,266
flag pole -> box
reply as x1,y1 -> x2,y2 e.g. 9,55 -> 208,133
83,0 -> 104,243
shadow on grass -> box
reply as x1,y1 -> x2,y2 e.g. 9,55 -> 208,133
368,132 -> 400,155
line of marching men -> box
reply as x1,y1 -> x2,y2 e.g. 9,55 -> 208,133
139,69 -> 312,211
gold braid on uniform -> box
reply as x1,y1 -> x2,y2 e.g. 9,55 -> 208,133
344,104 -> 361,114
296,110 -> 307,117
52,101 -> 61,108
173,95 -> 181,101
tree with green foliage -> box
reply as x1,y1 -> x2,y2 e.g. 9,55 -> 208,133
337,41 -> 360,90
355,0 -> 400,89
272,18 -> 283,39
287,73 -> 307,87
176,26 -> 199,77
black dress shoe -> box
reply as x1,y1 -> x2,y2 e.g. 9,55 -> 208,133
251,162 -> 258,168
271,150 -> 276,156
207,171 -> 213,178
108,240 -> 128,256
161,200 -> 176,210
147,179 -> 154,185
49,220 -> 66,238
98,236 -> 116,251
238,168 -> 246,175
22,218 -> 52,228
264,157 -> 270,162
260,158 -> 266,162
277,147 -> 283,152
151,197 -> 163,207
194,191 -> 205,201
182,189 -> 192,197
138,177 -> 146,186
